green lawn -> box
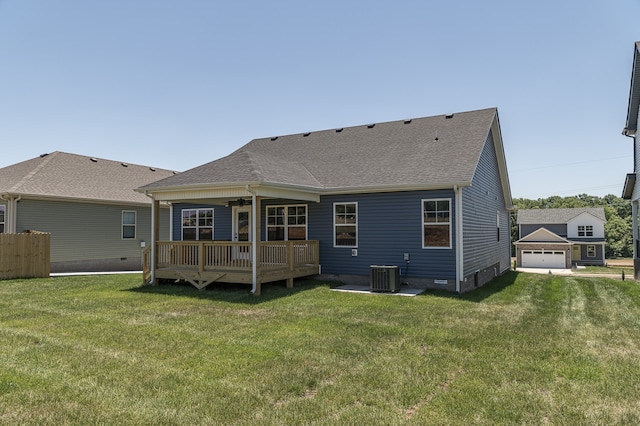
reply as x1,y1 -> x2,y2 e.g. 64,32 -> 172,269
580,265 -> 634,275
1,273 -> 640,425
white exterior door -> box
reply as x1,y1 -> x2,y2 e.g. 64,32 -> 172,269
232,206 -> 252,259
522,250 -> 565,268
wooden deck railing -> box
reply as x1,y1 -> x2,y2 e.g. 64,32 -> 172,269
144,240 -> 319,277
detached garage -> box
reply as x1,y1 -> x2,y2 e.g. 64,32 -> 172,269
514,228 -> 572,269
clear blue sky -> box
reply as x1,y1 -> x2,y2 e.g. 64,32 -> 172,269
1,1 -> 639,199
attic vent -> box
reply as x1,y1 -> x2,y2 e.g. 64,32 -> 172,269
149,167 -> 156,172
39,153 -> 49,158
403,119 -> 412,124
121,162 -> 128,167
367,123 -> 375,128
335,128 -> 343,133
270,136 -> 278,141
303,132 -> 311,137
90,158 -> 98,163
445,113 -> 454,119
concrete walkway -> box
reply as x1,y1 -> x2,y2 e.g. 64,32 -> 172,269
332,284 -> 425,296
515,267 -> 626,280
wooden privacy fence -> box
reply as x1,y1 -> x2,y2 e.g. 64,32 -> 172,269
0,233 -> 50,279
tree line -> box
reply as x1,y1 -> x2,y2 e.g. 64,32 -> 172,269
511,194 -> 632,258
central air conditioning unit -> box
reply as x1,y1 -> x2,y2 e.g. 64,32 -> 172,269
370,265 -> 400,292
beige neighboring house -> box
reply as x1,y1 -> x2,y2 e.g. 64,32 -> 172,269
0,151 -> 177,272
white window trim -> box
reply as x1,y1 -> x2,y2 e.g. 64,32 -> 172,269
122,210 -> 137,240
181,208 -> 214,241
422,198 -> 452,249
0,205 -> 5,233
266,204 -> 308,241
587,245 -> 596,257
333,202 -> 358,248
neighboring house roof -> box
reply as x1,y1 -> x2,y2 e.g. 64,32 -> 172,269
517,207 -> 606,224
623,41 -> 640,137
0,151 -> 178,205
514,227 -> 572,244
140,108 -> 511,203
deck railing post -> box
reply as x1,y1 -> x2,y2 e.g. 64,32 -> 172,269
198,242 -> 205,273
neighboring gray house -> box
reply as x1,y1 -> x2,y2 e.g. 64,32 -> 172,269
515,208 -> 607,268
622,41 -> 640,279
0,152 -> 176,272
138,107 -> 513,293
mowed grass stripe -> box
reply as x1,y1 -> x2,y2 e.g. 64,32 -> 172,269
1,273 -> 640,424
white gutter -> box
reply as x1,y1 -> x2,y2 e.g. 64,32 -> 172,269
454,185 -> 463,293
246,185 -> 258,294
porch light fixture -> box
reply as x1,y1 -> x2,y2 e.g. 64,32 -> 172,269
238,198 -> 245,207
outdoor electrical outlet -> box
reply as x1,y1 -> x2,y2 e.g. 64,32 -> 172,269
352,249 -> 358,257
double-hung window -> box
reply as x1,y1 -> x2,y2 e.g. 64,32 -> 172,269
422,199 -> 451,248
122,211 -> 136,239
578,225 -> 594,237
0,205 -> 5,233
267,205 -> 307,240
182,209 -> 213,240
334,202 -> 357,247
587,245 -> 596,257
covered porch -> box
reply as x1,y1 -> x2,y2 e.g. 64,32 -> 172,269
139,178 -> 322,295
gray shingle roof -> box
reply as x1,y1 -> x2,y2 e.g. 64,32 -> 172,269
517,208 -> 606,224
0,151 -> 178,204
141,108 -> 500,192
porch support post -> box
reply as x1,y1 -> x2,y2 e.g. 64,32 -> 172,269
286,240 -> 294,289
247,186 -> 261,295
151,197 -> 160,285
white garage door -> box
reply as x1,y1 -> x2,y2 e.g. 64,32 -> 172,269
522,250 -> 565,268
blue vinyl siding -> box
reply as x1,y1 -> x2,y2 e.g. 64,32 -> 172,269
171,203 -> 232,241
309,190 -> 457,280
461,131 -> 511,277
174,192 -> 457,280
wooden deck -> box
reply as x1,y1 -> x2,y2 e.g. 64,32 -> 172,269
143,240 -> 319,294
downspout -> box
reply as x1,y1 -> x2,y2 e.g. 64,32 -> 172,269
150,195 -> 156,285
143,191 -> 156,285
454,185 -> 463,293
246,185 -> 258,294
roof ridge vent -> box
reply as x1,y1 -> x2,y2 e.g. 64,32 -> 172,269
445,113 -> 454,119
270,136 -> 278,141
90,158 -> 98,163
121,162 -> 128,167
403,119 -> 412,124
39,153 -> 49,158
367,123 -> 375,128
303,132 -> 311,137
149,167 -> 156,172
335,128 -> 343,133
